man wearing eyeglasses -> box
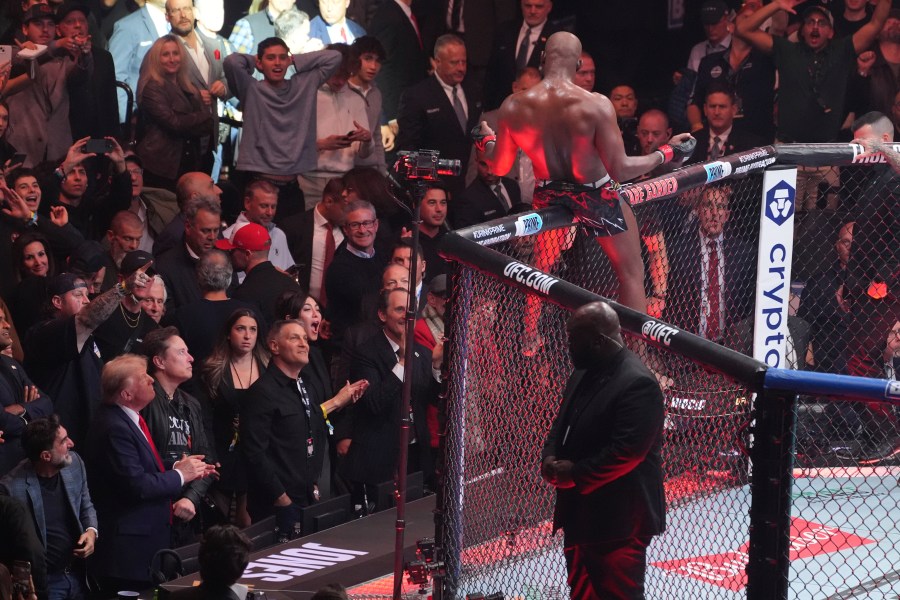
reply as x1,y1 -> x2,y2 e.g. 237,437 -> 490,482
737,0 -> 891,211
324,200 -> 388,351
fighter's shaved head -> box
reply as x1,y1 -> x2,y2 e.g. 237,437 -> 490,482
542,31 -> 582,76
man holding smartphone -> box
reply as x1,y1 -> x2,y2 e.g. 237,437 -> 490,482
299,43 -> 373,209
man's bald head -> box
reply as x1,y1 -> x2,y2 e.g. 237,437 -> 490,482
175,172 -> 223,209
566,301 -> 623,368
542,31 -> 582,77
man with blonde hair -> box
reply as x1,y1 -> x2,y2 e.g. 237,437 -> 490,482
85,354 -> 214,591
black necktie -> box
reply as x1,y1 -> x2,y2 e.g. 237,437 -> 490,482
516,27 -> 533,71
493,183 -> 510,210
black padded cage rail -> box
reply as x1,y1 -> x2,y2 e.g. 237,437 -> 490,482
431,142 -> 900,600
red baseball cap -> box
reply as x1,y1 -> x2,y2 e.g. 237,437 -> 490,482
215,223 -> 271,252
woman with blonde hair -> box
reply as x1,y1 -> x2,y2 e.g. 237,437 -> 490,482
135,34 -> 214,190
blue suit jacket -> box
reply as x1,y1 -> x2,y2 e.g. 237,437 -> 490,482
84,403 -> 183,582
0,452 -> 98,549
109,7 -> 161,123
308,16 -> 366,45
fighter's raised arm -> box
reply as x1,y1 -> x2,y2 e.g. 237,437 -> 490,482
593,94 -> 694,183
468,31 -> 699,355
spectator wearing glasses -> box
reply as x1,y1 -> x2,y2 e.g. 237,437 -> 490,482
737,0 -> 891,210
323,200 -> 387,350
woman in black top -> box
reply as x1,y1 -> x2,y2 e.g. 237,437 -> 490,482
200,309 -> 269,528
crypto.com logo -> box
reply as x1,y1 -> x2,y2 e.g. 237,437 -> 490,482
765,180 -> 795,226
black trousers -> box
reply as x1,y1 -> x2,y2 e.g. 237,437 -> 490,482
563,535 -> 653,600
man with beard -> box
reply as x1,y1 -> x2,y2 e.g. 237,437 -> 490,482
738,0 -> 891,210
25,268 -> 149,447
0,416 -> 98,600
91,250 -> 160,361
166,0 -> 229,172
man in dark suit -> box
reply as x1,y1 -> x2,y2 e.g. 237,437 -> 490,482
437,0 -> 517,99
484,0 -> 565,110
369,0 -> 428,143
0,416 -> 98,600
155,196 -> 223,310
453,148 -> 522,228
662,184 -> 755,342
241,320 -> 327,540
309,0 -> 366,45
542,301 -> 664,599
396,33 -> 482,196
684,83 -> 765,166
323,200 -> 387,348
344,288 -> 439,513
84,354 -> 214,591
282,178 -> 347,302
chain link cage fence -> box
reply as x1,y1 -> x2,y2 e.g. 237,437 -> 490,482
437,148 -> 900,599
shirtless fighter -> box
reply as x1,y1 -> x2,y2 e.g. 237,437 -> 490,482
475,32 -> 694,352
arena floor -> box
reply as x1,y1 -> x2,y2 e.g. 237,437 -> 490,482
349,467 -> 900,599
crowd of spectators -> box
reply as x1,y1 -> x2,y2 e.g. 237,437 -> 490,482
1,0 -> 900,597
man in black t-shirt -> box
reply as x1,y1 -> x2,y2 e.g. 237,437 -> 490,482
0,416 -> 98,600
92,250 -> 159,361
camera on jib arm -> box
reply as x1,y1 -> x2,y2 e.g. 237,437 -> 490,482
395,150 -> 461,182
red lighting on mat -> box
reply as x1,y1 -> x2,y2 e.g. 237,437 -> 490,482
651,517 -> 876,591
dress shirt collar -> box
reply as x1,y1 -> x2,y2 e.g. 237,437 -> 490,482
119,404 -> 141,426
145,3 -> 170,38
701,231 -> 725,245
435,72 -> 457,93
708,33 -> 732,53
710,126 -> 732,146
394,0 -> 413,17
520,19 -> 546,35
346,243 -> 375,258
384,331 -> 400,354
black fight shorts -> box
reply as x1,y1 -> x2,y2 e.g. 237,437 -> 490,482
533,177 -> 628,237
